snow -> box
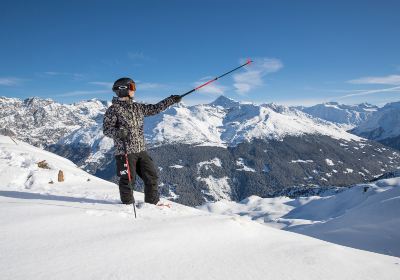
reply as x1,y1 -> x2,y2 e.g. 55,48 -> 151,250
145,104 -> 226,147
200,179 -> 400,257
0,97 -> 107,147
352,101 -> 400,140
299,101 -> 378,127
1,135 -> 400,279
222,103 -> 361,144
291,159 -> 314,163
325,158 -> 335,166
197,157 -> 222,171
144,96 -> 362,148
1,96 -> 367,180
236,157 -> 256,172
197,175 -> 232,201
169,164 -> 184,169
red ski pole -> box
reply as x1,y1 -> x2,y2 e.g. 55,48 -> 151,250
180,59 -> 253,98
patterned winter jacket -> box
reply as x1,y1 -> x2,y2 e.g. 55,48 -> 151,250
103,96 -> 177,155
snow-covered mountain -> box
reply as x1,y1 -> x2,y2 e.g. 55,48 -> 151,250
0,95 -> 362,149
145,96 -> 362,147
297,101 -> 378,128
1,136 -> 399,279
0,96 -> 108,147
351,101 -> 400,150
1,96 -> 400,206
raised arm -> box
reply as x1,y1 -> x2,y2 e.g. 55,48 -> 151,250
103,107 -> 118,138
141,95 -> 181,117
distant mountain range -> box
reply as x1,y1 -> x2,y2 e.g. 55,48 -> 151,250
144,96 -> 362,147
0,96 -> 109,147
1,95 -> 399,206
296,100 -> 400,151
350,101 -> 400,151
297,101 -> 378,129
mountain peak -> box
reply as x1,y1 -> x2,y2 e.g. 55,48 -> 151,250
359,102 -> 375,107
325,101 -> 340,105
210,95 -> 240,108
23,96 -> 54,107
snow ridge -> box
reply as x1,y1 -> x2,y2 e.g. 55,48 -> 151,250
298,101 -> 378,128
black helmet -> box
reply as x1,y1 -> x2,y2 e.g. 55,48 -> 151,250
112,77 -> 135,97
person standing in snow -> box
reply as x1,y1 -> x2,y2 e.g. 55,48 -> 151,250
103,77 -> 181,205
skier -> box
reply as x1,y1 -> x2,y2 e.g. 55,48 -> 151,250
103,77 -> 181,205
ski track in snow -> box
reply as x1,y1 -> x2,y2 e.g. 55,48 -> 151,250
1,136 -> 400,280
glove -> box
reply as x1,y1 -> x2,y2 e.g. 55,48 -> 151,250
170,95 -> 182,103
116,128 -> 129,140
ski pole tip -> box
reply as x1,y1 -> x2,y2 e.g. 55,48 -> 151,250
246,59 -> 253,65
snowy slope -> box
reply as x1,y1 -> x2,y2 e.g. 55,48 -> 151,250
199,179 -> 400,257
298,101 -> 378,128
0,135 -> 116,199
144,103 -> 226,147
1,136 -> 399,279
352,101 -> 400,140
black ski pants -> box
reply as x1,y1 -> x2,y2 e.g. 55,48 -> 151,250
115,151 -> 159,205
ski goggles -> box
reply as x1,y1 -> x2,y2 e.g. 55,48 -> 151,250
115,82 -> 136,91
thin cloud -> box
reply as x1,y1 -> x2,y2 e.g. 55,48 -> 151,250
233,57 -> 283,95
43,72 -> 85,80
233,83 -> 252,94
255,58 -> 284,73
44,72 -> 61,76
348,74 -> 400,85
0,77 -> 25,86
137,82 -> 165,90
56,90 -> 109,97
194,78 -> 227,95
338,86 -> 400,98
89,82 -> 114,89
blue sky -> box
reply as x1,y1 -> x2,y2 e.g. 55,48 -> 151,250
1,0 -> 400,106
